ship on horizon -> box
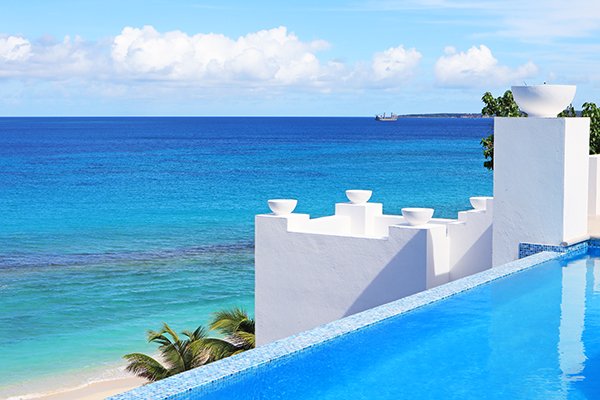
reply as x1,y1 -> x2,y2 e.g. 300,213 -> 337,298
375,112 -> 398,121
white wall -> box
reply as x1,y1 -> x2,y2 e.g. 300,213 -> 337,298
255,213 -> 449,345
493,118 -> 590,266
589,155 -> 600,216
447,198 -> 493,280
255,196 -> 494,345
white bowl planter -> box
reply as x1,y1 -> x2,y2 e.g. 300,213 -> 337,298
268,199 -> 297,215
345,190 -> 372,204
401,208 -> 434,226
469,196 -> 491,210
511,85 -> 576,118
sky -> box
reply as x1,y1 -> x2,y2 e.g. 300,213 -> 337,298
0,0 -> 599,116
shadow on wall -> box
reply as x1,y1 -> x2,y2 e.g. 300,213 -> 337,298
450,225 -> 493,281
344,231 -> 433,317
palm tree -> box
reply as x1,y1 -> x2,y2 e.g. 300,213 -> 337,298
124,323 -> 210,382
203,308 -> 255,361
124,308 -> 255,382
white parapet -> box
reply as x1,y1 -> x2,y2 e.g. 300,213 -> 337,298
334,202 -> 382,236
255,196 -> 494,345
447,197 -> 493,280
493,117 -> 590,266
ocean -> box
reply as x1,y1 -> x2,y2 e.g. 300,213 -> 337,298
0,117 -> 493,397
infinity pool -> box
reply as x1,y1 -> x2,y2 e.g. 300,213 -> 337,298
115,251 -> 600,399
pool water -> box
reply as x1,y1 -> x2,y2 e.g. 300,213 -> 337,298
193,253 -> 600,399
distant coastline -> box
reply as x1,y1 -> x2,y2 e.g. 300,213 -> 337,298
398,113 -> 484,118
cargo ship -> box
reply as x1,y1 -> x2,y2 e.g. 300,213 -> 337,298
375,112 -> 398,121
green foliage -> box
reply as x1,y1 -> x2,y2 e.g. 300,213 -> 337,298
205,307 -> 256,357
480,135 -> 494,171
558,104 -> 576,117
481,90 -> 522,118
582,102 -> 600,154
124,324 -> 210,382
479,91 -> 600,170
479,90 -> 522,170
124,308 -> 255,382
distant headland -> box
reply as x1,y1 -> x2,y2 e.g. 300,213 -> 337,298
397,113 -> 483,118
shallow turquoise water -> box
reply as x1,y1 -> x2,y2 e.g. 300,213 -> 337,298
0,117 -> 492,396
194,254 -> 600,399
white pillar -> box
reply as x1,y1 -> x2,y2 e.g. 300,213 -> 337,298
493,117 -> 590,266
589,155 -> 600,216
334,202 -> 382,236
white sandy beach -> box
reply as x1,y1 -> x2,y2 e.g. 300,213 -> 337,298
30,377 -> 145,400
8,376 -> 145,400
4,362 -> 148,400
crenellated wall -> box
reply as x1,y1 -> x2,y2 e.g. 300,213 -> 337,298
255,197 -> 493,345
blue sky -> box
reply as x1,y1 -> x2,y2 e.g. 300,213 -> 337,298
1,0 -> 599,116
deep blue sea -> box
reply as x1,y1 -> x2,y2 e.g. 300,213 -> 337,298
0,117 -> 493,397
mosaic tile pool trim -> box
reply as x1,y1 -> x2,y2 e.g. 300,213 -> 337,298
110,250 -> 565,400
519,238 -> 600,259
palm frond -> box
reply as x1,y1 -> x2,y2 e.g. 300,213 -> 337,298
123,353 -> 170,382
234,331 -> 256,349
188,343 -> 212,368
182,326 -> 207,342
209,308 -> 253,336
160,323 -> 181,343
202,337 -> 240,361
238,319 -> 255,335
126,309 -> 255,383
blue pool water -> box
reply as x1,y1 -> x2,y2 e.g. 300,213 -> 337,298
0,117 -> 492,396
190,253 -> 600,400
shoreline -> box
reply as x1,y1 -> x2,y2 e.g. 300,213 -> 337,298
3,364 -> 147,400
7,376 -> 146,400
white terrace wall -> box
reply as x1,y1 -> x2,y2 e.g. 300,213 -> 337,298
493,118 -> 590,266
447,198 -> 493,280
255,199 -> 493,345
589,155 -> 600,217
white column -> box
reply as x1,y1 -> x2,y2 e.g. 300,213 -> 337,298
334,202 -> 383,236
493,117 -> 590,266
589,155 -> 600,216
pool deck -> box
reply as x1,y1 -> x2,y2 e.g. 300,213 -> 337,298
109,247 -> 586,400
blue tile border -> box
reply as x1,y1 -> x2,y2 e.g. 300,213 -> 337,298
519,238 -> 600,259
109,249 -> 565,400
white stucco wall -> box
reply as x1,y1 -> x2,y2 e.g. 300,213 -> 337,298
255,197 -> 494,345
493,118 -> 590,266
255,212 -> 450,345
589,155 -> 600,216
447,198 -> 493,280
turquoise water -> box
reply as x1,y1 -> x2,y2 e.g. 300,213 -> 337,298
193,253 -> 600,400
0,117 -> 492,396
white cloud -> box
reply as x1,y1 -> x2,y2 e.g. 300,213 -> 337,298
0,25 -> 421,95
0,36 -> 31,61
371,45 -> 421,81
0,35 -> 100,79
434,45 -> 537,87
111,25 -> 332,86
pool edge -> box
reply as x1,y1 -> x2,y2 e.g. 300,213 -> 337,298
109,250 -> 566,400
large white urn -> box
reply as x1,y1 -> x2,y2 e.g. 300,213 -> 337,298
511,84 -> 576,118
268,199 -> 298,215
